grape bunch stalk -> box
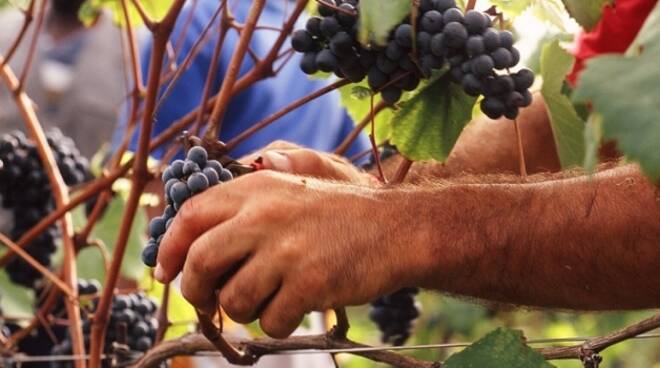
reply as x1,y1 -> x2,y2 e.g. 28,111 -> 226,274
142,146 -> 234,267
291,0 -> 535,119
0,129 -> 91,288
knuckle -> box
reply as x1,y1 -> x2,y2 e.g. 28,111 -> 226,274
219,286 -> 254,323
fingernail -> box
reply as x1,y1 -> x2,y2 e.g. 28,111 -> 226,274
154,264 -> 166,282
263,151 -> 293,172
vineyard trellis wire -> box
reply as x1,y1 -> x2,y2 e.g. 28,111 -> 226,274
0,0 -> 658,368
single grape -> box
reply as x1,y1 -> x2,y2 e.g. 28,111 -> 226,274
520,90 -> 533,107
300,52 -> 319,74
510,47 -> 521,66
461,73 -> 483,96
504,107 -> 519,120
484,74 -> 514,96
397,73 -> 421,91
305,17 -> 322,37
337,3 -> 357,26
421,10 -> 443,33
449,66 -> 463,83
186,146 -> 208,167
148,216 -> 166,238
470,54 -> 494,77
430,33 -> 446,57
385,41 -> 404,60
330,31 -> 354,55
466,35 -> 485,56
505,91 -> 525,108
318,1 -> 335,16
132,321 -> 150,337
206,159 -> 223,175
513,68 -> 534,91
161,168 -> 174,183
417,31 -> 432,53
394,24 -> 413,48
464,10 -> 488,34
376,52 -> 398,74
368,67 -> 389,90
183,160 -> 201,176
203,167 -> 220,185
433,0 -> 456,12
491,47 -> 513,69
499,30 -> 514,49
219,169 -> 234,182
443,22 -> 468,48
482,28 -> 500,51
341,65 -> 367,82
481,97 -> 506,119
316,49 -> 339,72
398,54 -> 416,71
187,172 -> 210,194
169,181 -> 191,206
443,8 -> 464,24
359,48 -> 377,68
169,159 -> 185,178
291,30 -> 315,52
381,86 -> 403,105
320,16 -> 341,38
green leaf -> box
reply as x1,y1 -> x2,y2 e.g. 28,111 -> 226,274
359,0 -> 410,46
530,0 -> 570,32
80,0 -> 173,27
584,113 -> 603,174
490,0 -> 533,18
573,2 -> 660,181
561,0 -> 611,30
445,328 -> 555,368
339,82 -> 394,144
0,270 -> 34,317
390,74 -> 476,162
540,39 -> 585,168
73,195 -> 148,282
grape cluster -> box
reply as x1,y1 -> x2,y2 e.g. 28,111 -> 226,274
142,146 -> 234,267
2,280 -> 101,368
291,0 -> 535,118
369,287 -> 421,346
0,130 -> 90,288
51,290 -> 159,368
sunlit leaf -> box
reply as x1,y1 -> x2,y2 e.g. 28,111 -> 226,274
561,0 -> 611,30
359,0 -> 410,46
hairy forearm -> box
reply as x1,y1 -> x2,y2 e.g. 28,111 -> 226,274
397,164 -> 660,310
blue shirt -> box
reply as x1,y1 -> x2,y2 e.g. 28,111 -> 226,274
114,0 -> 368,160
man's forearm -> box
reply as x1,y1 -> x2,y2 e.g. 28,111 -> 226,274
400,164 -> 660,310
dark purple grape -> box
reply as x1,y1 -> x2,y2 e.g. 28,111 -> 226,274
394,24 -> 413,48
443,8 -> 464,24
421,10 -> 443,33
187,146 -> 208,167
169,159 -> 185,178
182,160 -> 200,176
513,68 -> 535,91
443,22 -> 468,48
521,90 -> 533,107
203,167 -> 220,185
376,52 -> 398,74
305,17 -> 322,37
433,0 -> 456,12
381,86 -> 403,105
320,16 -> 341,38
170,181 -> 191,205
499,30 -> 514,49
187,172 -> 209,194
336,3 -> 357,26
386,41 -> 404,60
470,54 -> 494,77
482,28 -> 500,51
505,91 -> 525,108
219,169 -> 233,182
430,33 -> 446,57
461,73 -> 482,96
368,67 -> 389,90
148,216 -> 166,238
466,35 -> 485,56
316,49 -> 339,72
300,52 -> 319,74
464,10 -> 489,34
481,97 -> 506,119
491,47 -> 513,69
291,30 -> 315,52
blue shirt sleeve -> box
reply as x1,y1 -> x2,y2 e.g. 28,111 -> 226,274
113,0 -> 369,161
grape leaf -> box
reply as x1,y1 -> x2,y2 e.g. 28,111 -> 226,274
0,269 -> 34,317
572,2 -> 660,181
339,82 -> 394,144
540,39 -> 585,168
445,328 -> 555,368
390,74 -> 476,162
359,0 -> 410,46
79,0 -> 173,27
490,0 -> 533,18
583,113 -> 603,174
561,0 -> 611,31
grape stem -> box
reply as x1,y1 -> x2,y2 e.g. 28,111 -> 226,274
1,0 -> 35,67
466,0 -> 477,11
513,118 -> 528,177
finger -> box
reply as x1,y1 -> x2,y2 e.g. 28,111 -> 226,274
262,149 -> 353,181
219,254 -> 282,324
156,185 -> 240,283
258,285 -> 309,339
179,218 -> 254,314
239,140 -> 302,163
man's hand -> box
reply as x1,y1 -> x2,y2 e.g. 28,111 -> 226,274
242,140 -> 372,185
155,171 -> 418,338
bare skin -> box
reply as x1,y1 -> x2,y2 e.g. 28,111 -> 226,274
156,95 -> 660,339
